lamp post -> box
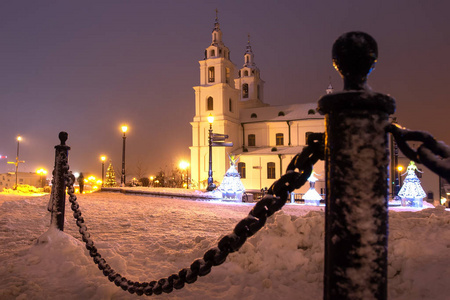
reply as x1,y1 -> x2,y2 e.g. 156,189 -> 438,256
397,165 -> 404,189
100,155 -> 106,187
120,125 -> 128,187
207,114 -> 215,191
179,161 -> 190,189
36,168 -> 47,188
8,136 -> 25,190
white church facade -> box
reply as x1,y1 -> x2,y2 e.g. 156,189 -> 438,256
190,16 -> 327,194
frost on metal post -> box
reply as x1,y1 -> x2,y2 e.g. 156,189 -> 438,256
318,32 -> 395,300
48,132 -> 71,231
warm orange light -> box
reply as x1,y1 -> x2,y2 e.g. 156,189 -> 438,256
207,114 -> 214,124
397,166 -> 403,172
36,168 -> 47,175
101,155 -> 106,162
17,135 -> 22,142
179,161 -> 190,170
121,125 -> 128,133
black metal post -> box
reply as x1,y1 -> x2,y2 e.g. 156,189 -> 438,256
207,123 -> 215,191
50,132 -> 70,231
101,158 -> 105,187
14,137 -> 20,190
121,132 -> 126,187
318,32 -> 396,300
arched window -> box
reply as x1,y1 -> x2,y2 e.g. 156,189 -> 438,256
246,55 -> 249,63
276,133 -> 284,146
229,98 -> 232,112
226,68 -> 230,84
248,134 -> 256,146
244,70 -> 249,76
267,162 -> 276,179
257,84 -> 260,99
210,49 -> 215,57
238,162 -> 246,179
242,83 -> 249,98
207,97 -> 213,111
251,113 -> 257,118
208,67 -> 215,82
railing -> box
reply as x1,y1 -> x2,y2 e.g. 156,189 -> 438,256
46,31 -> 450,299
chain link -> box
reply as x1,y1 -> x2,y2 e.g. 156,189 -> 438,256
388,123 -> 450,182
65,133 -> 324,296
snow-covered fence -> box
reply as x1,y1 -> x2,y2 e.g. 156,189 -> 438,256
319,31 -> 450,300
46,32 -> 450,299
47,131 -> 70,231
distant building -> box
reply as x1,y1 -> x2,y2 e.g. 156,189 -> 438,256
0,172 -> 42,190
190,15 -> 326,192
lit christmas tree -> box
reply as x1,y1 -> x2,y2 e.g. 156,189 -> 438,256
302,170 -> 322,205
217,154 -> 245,201
104,161 -> 117,187
398,161 -> 426,207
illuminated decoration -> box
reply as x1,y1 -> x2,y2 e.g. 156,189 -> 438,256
104,161 -> 117,187
398,161 -> 426,207
217,154 -> 245,201
302,170 -> 322,205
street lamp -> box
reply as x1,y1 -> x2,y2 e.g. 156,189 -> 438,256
179,161 -> 190,189
8,136 -> 25,190
207,114 -> 215,191
36,168 -> 47,188
120,125 -> 128,187
397,165 -> 404,189
100,155 -> 106,187
149,176 -> 154,188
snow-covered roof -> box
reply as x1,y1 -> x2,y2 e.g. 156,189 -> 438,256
240,102 -> 323,123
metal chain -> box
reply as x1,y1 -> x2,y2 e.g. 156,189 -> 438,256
388,123 -> 450,182
65,133 -> 324,296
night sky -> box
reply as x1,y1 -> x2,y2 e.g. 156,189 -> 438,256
1,0 -> 449,180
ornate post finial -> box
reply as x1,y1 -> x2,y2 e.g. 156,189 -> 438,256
332,31 -> 378,91
59,131 -> 68,146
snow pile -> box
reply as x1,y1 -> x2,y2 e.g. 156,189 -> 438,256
0,193 -> 449,300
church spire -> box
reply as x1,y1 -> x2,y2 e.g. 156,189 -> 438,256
211,9 -> 223,45
244,34 -> 256,67
326,77 -> 334,94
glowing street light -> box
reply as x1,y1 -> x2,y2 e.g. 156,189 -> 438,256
179,161 -> 190,189
100,155 -> 106,187
36,168 -> 47,188
120,125 -> 128,187
149,176 -> 154,188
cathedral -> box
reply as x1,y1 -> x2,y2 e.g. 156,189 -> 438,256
190,15 -> 326,193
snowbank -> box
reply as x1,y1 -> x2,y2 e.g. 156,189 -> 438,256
0,193 -> 449,299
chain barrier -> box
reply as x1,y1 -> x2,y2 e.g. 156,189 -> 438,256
388,123 -> 450,182
64,133 -> 324,296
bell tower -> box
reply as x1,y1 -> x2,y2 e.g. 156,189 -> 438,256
190,11 -> 240,189
235,35 -> 268,109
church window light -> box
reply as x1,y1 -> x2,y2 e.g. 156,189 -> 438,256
251,113 -> 257,118
243,83 -> 249,98
229,98 -> 232,112
276,133 -> 284,146
267,162 -> 276,179
248,134 -> 255,146
238,162 -> 246,179
208,67 -> 215,82
244,70 -> 249,76
207,97 -> 214,111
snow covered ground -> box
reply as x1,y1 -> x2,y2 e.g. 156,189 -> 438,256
0,192 -> 449,300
